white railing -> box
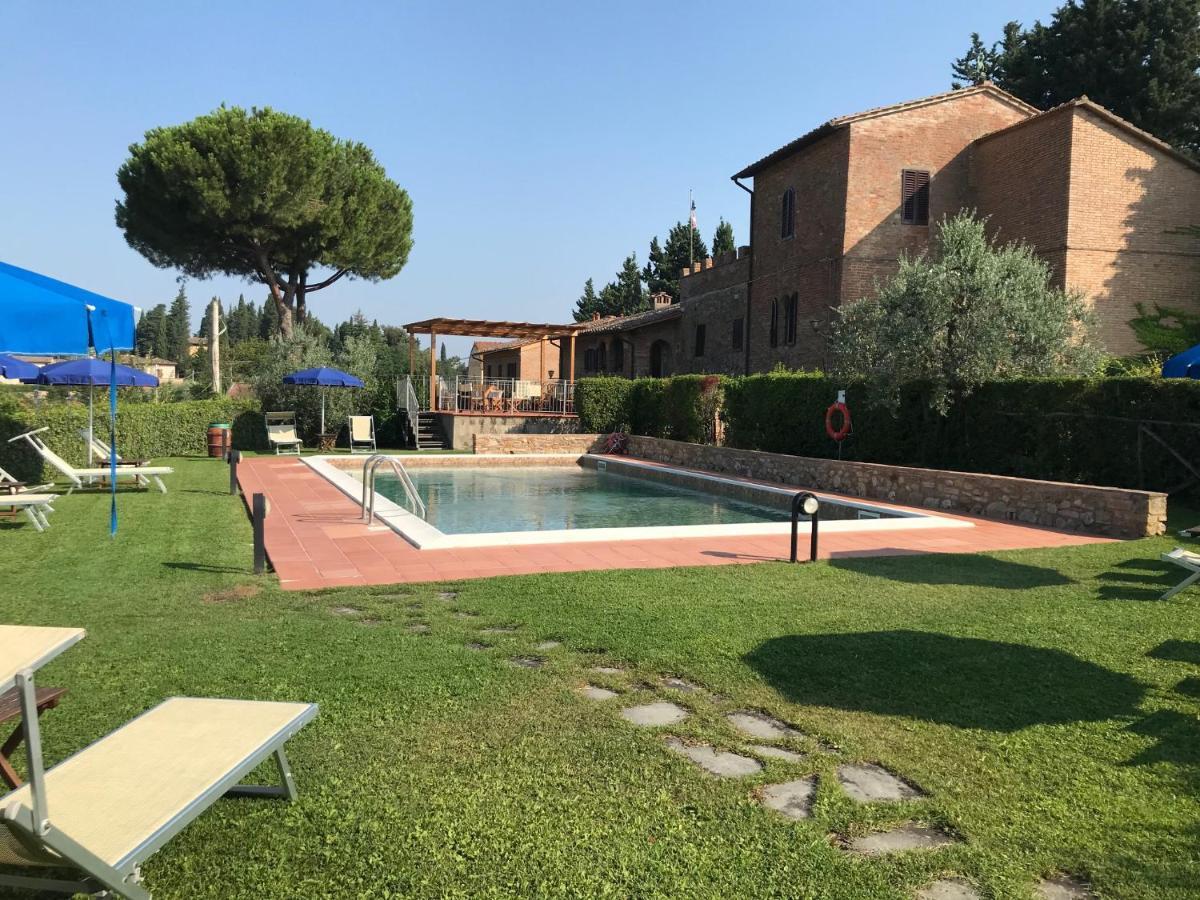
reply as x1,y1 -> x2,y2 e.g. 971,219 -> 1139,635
433,376 -> 574,415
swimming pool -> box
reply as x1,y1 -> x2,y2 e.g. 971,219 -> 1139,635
303,453 -> 961,550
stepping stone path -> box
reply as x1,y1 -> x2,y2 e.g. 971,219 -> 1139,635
837,763 -> 924,803
509,656 -> 546,669
591,666 -> 626,676
578,684 -> 618,701
751,745 -> 805,764
406,623 -> 430,634
845,824 -> 958,856
916,878 -> 981,900
481,626 -> 519,634
438,591 -> 458,601
621,701 -> 689,727
664,738 -> 762,778
331,606 -> 362,617
535,640 -> 561,651
465,642 -> 490,651
356,618 -> 382,627
405,601 -> 423,611
759,777 -> 817,820
1037,876 -> 1095,899
726,711 -> 799,741
454,611 -> 478,619
661,676 -> 703,693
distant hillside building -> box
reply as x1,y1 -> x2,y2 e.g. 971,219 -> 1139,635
562,83 -> 1200,378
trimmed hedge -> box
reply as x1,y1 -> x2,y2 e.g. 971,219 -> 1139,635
725,373 -> 1200,494
0,394 -> 266,482
578,375 -> 720,443
578,372 -> 1200,494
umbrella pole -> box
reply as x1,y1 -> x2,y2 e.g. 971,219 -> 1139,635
88,386 -> 94,467
321,389 -> 326,436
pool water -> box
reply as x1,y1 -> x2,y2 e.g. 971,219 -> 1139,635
375,466 -> 794,535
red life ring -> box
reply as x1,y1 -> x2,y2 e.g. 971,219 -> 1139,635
825,402 -> 852,442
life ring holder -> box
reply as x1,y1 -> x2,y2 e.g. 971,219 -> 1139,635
825,394 -> 852,443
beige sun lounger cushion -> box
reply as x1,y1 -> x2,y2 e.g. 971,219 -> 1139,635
0,697 -> 316,870
0,626 -> 84,693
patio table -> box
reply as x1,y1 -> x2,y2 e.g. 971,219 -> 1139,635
0,685 -> 67,788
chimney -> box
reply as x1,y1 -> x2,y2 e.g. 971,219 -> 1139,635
592,312 -> 600,322
651,291 -> 673,310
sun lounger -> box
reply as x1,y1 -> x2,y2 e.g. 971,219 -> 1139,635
348,415 -> 376,454
0,624 -> 318,899
1161,547 -> 1200,599
78,429 -> 140,467
0,464 -> 52,496
6,428 -> 172,494
265,412 -> 303,455
0,494 -> 59,532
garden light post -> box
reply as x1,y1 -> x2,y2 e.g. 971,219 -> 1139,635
790,492 -> 820,563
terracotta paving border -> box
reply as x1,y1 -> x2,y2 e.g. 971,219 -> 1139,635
236,456 -> 1111,591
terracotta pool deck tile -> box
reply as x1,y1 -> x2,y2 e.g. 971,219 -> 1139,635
238,455 -> 1111,590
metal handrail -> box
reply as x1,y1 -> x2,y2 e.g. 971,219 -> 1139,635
361,454 -> 426,524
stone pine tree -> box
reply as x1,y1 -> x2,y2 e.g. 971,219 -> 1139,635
830,211 -> 1100,413
643,222 -> 709,300
116,106 -> 414,338
711,218 -> 736,257
950,32 -> 1003,87
954,0 -> 1200,153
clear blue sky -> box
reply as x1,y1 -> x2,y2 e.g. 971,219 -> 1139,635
0,0 -> 1057,356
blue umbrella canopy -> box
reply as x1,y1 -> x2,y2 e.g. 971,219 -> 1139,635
282,366 -> 365,388
0,261 -> 136,355
1162,344 -> 1200,379
32,357 -> 158,387
282,367 -> 364,435
0,353 -> 39,380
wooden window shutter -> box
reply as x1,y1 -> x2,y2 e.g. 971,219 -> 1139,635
901,170 -> 930,225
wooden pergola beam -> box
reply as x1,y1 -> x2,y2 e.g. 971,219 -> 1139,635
404,317 -> 584,340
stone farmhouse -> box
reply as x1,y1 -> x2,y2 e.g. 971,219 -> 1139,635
477,83 -> 1200,381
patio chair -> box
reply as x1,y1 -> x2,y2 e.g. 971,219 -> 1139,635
348,415 -> 376,454
1160,547 -> 1200,599
6,429 -> 171,494
0,696 -> 318,899
264,412 -> 303,456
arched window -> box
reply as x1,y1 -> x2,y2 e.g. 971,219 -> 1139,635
598,342 -> 607,372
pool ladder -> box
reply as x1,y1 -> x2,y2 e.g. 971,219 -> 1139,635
362,454 -> 426,523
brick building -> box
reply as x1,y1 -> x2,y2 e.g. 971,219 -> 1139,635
563,83 -> 1200,378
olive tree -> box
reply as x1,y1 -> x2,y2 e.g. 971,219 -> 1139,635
830,212 -> 1099,412
116,106 -> 413,338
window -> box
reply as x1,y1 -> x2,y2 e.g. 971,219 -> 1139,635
584,348 -> 596,372
694,324 -> 706,357
780,188 -> 795,238
769,299 -> 780,348
901,169 -> 930,225
598,342 -> 607,372
506,362 -> 517,379
486,364 -> 492,378
731,317 -> 744,351
612,339 -> 624,372
784,293 -> 798,345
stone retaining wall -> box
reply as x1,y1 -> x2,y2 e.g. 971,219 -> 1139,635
622,436 -> 1165,539
472,432 -> 604,454
434,413 -> 579,451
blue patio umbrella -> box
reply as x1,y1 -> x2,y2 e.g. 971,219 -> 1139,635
1,261 -> 139,536
282,367 -> 365,435
1162,343 -> 1200,379
32,358 -> 159,465
0,353 -> 39,380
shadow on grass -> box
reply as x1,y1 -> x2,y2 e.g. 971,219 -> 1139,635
828,553 -> 1072,589
163,561 -> 253,575
744,630 -> 1144,731
1126,709 -> 1200,768
702,550 -> 782,562
1096,558 -> 1175,601
1148,639 -> 1200,666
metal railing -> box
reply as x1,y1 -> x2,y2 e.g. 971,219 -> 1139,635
361,454 -> 426,523
433,376 -> 575,415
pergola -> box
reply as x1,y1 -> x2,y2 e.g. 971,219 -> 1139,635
403,317 -> 587,409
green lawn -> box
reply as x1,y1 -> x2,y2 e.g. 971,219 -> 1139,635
1,457 -> 1198,899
